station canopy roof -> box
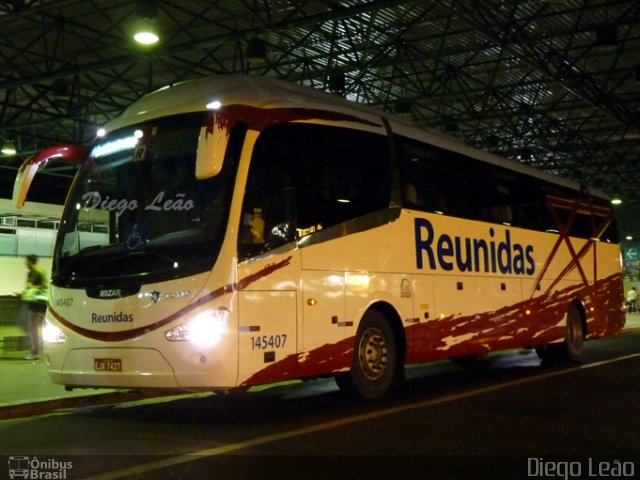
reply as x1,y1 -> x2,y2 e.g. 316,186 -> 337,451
1,0 -> 639,237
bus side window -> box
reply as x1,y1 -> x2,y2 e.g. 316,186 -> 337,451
402,184 -> 420,207
489,205 -> 513,224
239,127 -> 299,259
240,123 -> 390,260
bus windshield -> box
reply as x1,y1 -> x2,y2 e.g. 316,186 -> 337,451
53,112 -> 237,288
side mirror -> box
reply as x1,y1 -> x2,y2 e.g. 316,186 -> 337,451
195,114 -> 229,180
13,144 -> 89,208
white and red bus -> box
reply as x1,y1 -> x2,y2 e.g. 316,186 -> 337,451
14,75 -> 625,399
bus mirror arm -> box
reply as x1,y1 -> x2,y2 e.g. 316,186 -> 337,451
13,144 -> 90,209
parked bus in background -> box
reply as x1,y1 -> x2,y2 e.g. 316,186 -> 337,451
13,75 -> 625,399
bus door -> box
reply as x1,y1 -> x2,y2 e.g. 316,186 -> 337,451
237,252 -> 300,386
235,128 -> 301,386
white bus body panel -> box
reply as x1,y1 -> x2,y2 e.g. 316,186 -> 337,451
39,76 -> 623,391
45,270 -> 240,389
44,206 -> 623,389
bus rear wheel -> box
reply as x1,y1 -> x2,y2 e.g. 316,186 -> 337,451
335,309 -> 397,399
535,303 -> 584,362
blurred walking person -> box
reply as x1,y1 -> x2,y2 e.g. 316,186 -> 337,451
627,286 -> 638,313
20,254 -> 49,360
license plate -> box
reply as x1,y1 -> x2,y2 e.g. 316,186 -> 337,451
94,358 -> 122,372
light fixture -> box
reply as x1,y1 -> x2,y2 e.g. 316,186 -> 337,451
133,17 -> 159,45
328,72 -> 345,94
611,196 -> 622,205
132,0 -> 160,46
595,25 -> 617,49
393,99 -> 412,117
486,135 -> 500,148
1,141 -> 17,156
441,115 -> 459,133
51,79 -> 71,101
246,37 -> 267,63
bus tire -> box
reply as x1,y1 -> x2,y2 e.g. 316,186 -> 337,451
535,303 -> 584,362
335,309 -> 397,400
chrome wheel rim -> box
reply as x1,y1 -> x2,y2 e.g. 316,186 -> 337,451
357,327 -> 388,381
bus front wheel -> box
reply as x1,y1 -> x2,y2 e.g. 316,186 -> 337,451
335,309 -> 397,399
535,303 -> 584,362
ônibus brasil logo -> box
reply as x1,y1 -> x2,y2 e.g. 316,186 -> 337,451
8,456 -> 73,479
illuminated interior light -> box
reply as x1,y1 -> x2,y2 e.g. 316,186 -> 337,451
92,134 -> 139,158
96,128 -> 106,137
206,100 -> 222,110
134,129 -> 144,139
337,198 -> 350,203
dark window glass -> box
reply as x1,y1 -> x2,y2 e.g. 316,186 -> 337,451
53,114 -> 243,287
240,123 -> 391,259
397,135 -> 618,243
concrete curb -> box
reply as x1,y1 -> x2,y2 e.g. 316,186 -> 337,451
620,327 -> 640,335
0,389 -> 174,420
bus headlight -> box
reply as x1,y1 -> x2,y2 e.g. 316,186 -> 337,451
165,308 -> 230,347
42,319 -> 67,344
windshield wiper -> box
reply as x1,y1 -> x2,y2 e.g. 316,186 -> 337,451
78,244 -> 108,254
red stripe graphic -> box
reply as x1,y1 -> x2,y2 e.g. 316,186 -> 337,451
50,256 -> 292,342
239,273 -> 623,388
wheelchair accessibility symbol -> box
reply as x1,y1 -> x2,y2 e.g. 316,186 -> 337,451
125,222 -> 149,250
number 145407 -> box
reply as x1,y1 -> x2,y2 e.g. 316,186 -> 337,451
250,334 -> 287,350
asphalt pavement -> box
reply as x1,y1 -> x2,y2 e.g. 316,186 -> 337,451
1,315 -> 639,420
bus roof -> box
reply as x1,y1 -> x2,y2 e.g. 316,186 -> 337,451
110,75 -> 383,129
106,75 -> 609,201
